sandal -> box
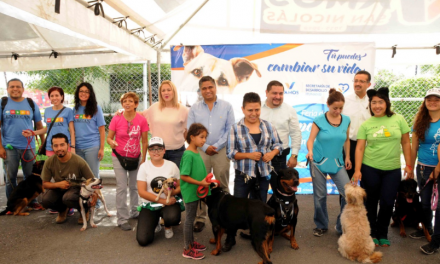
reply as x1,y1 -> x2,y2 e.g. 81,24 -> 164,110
379,238 -> 390,247
372,238 -> 379,247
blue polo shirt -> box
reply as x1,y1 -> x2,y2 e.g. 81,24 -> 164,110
0,98 -> 42,149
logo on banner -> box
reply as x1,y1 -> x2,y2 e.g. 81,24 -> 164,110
284,82 -> 298,95
338,83 -> 350,93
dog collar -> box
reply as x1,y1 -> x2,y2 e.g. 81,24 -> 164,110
276,188 -> 295,197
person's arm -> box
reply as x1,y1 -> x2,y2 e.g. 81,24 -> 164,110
43,181 -> 70,190
0,120 -> 5,159
344,125 -> 352,170
227,125 -> 262,161
352,139 -> 366,183
180,175 -> 210,187
306,123 -> 319,161
430,144 -> 440,181
141,131 -> 148,164
287,108 -> 301,167
211,104 -> 235,153
137,181 -> 177,205
401,132 -> 413,179
262,124 -> 282,162
98,126 -> 105,161
35,120 -> 45,144
410,132 -> 419,170
107,130 -> 117,149
68,121 -> 76,154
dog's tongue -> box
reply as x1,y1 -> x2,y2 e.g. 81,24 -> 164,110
406,198 -> 413,203
291,186 -> 298,192
92,185 -> 103,189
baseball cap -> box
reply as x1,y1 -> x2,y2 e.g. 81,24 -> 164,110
425,88 -> 440,98
149,137 -> 165,148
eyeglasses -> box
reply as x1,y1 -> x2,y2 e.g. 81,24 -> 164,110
127,121 -> 133,134
79,90 -> 90,94
148,147 -> 164,153
353,79 -> 368,84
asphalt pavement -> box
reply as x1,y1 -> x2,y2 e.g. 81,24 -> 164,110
0,185 -> 438,264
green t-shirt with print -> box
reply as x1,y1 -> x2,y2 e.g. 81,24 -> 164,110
357,114 -> 410,170
179,150 -> 209,204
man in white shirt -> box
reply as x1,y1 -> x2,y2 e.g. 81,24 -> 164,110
261,80 -> 301,172
342,70 -> 372,179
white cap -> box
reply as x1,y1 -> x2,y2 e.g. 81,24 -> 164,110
149,137 -> 165,147
425,88 -> 440,98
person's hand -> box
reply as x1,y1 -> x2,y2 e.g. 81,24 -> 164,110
345,158 -> 352,170
109,140 -> 118,149
57,180 -> 70,190
98,148 -> 104,161
404,166 -> 414,180
205,146 -> 218,156
287,155 -> 297,168
262,152 -> 275,163
200,178 -> 211,187
71,148 -> 76,154
114,109 -> 124,116
248,152 -> 262,161
0,146 -> 6,159
166,197 -> 177,205
22,130 -> 34,137
352,171 -> 362,184
306,152 -> 313,161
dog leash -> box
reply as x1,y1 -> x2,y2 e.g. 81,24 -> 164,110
197,173 -> 220,199
22,129 -> 37,162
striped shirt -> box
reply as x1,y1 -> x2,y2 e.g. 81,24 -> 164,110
227,118 -> 283,178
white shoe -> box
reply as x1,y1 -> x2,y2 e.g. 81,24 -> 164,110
155,224 -> 162,233
165,227 -> 173,239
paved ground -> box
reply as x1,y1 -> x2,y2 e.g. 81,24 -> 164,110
0,185 -> 438,264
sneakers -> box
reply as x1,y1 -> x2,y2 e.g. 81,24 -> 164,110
119,222 -> 132,231
49,209 -> 58,214
420,242 -> 439,255
56,208 -> 69,224
182,245 -> 205,260
30,202 -> 44,211
192,241 -> 206,251
155,224 -> 162,233
67,208 -> 74,216
130,211 -> 139,219
313,228 -> 328,237
165,227 -> 174,239
409,229 -> 433,239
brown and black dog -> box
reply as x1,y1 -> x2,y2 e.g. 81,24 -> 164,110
266,168 -> 300,249
391,179 -> 431,241
0,160 -> 45,216
203,186 -> 276,264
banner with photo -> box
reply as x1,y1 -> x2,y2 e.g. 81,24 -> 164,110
171,43 -> 375,194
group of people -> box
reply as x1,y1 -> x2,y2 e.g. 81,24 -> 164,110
0,70 -> 439,259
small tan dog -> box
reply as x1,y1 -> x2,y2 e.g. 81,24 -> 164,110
79,178 -> 112,231
155,177 -> 178,204
338,183 -> 383,263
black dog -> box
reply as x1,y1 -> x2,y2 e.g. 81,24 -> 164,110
203,186 -> 276,264
0,160 -> 45,216
267,168 -> 300,249
391,179 -> 431,241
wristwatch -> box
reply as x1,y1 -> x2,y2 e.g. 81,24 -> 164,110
291,154 -> 298,158
70,145 -> 75,148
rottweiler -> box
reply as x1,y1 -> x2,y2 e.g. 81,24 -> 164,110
267,168 -> 300,249
391,179 -> 431,241
0,160 -> 45,216
203,185 -> 276,264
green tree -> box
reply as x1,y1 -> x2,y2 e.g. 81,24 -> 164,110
374,69 -> 404,90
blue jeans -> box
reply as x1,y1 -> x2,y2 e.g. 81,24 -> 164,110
233,170 -> 270,202
3,148 -> 36,200
164,145 -> 185,169
416,165 -> 435,230
361,164 -> 401,239
310,162 -> 349,233
76,146 -> 100,178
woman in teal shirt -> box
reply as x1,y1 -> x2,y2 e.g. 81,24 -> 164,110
353,87 -> 412,247
306,88 -> 351,237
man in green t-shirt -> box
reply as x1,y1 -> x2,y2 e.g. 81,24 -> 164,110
39,133 -> 94,224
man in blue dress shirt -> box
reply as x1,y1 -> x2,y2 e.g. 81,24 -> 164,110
187,76 -> 235,233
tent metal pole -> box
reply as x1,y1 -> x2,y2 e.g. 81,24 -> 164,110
148,60 -> 152,106
143,62 -> 148,110
161,0 -> 210,50
157,50 -> 161,93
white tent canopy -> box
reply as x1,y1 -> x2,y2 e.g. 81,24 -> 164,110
1,0 -> 440,71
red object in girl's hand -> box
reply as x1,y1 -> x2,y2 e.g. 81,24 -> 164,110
197,173 -> 220,198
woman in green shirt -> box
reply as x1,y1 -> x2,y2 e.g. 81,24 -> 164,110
353,87 -> 413,247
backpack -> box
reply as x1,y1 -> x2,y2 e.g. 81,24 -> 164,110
1,96 -> 37,130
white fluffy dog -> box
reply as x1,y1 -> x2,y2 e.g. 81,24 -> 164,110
338,183 -> 383,263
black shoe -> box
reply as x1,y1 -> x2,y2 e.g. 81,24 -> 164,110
409,229 -> 433,239
313,228 -> 328,237
222,239 -> 236,252
420,243 -> 439,255
193,222 -> 205,233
